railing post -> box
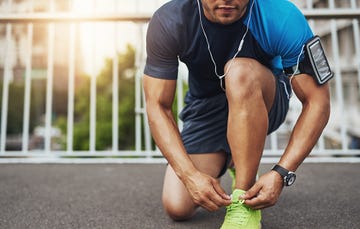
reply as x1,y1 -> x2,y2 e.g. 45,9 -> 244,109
67,23 -> 76,153
1,0 -> 13,153
351,0 -> 360,98
329,0 -> 348,151
112,0 -> 119,153
44,0 -> 55,152
89,0 -> 97,153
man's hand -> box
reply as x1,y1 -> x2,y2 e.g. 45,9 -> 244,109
241,171 -> 284,210
182,170 -> 231,212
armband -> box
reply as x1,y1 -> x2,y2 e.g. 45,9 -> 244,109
284,36 -> 333,85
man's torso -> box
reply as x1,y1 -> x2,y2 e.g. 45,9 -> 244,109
144,0 -> 314,98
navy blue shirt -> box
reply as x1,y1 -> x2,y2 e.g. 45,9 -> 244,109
144,0 -> 314,98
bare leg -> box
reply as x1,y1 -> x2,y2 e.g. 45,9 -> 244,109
162,151 -> 227,221
225,58 -> 276,191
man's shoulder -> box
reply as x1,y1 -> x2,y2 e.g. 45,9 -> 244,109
253,0 -> 311,43
257,0 -> 300,10
256,0 -> 305,21
154,0 -> 195,24
148,0 -> 198,47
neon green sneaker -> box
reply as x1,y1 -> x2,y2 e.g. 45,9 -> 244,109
220,189 -> 261,229
228,168 -> 236,191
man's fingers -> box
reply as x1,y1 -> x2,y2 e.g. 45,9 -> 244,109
244,194 -> 276,209
241,172 -> 285,209
195,193 -> 223,212
204,189 -> 231,209
185,172 -> 231,211
212,179 -> 231,201
244,197 -> 261,209
243,182 -> 261,200
194,181 -> 231,211
203,197 -> 223,212
244,195 -> 263,209
210,192 -> 231,207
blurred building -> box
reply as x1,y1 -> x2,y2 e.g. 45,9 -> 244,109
311,0 -> 360,148
0,0 -> 83,88
0,0 -> 84,150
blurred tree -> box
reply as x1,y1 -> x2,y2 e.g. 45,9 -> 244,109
2,83 -> 24,134
0,81 -> 46,135
0,44 -> 184,151
64,44 -> 136,150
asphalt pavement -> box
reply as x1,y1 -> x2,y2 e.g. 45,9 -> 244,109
0,163 -> 359,229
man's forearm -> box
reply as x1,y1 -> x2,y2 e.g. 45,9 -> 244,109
278,101 -> 330,171
147,105 -> 197,179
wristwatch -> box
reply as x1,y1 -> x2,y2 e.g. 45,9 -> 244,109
272,164 -> 296,186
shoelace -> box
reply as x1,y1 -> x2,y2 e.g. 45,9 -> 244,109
225,199 -> 251,225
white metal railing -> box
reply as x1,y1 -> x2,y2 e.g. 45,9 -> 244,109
0,0 -> 360,163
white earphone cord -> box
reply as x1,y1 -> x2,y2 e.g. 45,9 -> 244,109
196,0 -> 255,81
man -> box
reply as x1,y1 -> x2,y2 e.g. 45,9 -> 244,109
143,0 -> 331,228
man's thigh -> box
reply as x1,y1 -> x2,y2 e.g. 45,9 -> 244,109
225,58 -> 291,134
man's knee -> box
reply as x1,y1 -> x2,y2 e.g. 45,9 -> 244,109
224,58 -> 262,101
224,58 -> 275,106
225,58 -> 257,81
162,196 -> 196,221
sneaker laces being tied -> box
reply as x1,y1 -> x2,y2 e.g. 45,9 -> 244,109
225,198 -> 251,225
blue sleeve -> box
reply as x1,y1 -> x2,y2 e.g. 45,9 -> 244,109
249,0 -> 314,69
271,2 -> 314,68
144,12 -> 179,80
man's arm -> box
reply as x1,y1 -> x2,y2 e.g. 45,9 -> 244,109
143,74 -> 231,211
243,73 -> 330,209
278,74 -> 330,170
143,75 -> 195,177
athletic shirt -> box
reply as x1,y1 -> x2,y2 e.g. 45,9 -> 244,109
144,0 -> 314,98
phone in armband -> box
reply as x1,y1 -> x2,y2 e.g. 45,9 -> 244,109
285,36 -> 334,85
305,36 -> 333,85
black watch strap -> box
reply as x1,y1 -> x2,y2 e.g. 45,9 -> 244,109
272,164 -> 289,177
272,164 -> 296,186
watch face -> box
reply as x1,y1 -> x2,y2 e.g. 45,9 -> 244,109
286,173 -> 296,186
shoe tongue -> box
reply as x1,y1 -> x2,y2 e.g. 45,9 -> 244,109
231,189 -> 246,202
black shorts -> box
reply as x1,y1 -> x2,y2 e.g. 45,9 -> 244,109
179,73 -> 291,176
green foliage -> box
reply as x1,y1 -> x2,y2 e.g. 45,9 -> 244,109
0,81 -> 46,135
73,121 -> 90,150
69,45 -> 136,150
4,83 -> 25,134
